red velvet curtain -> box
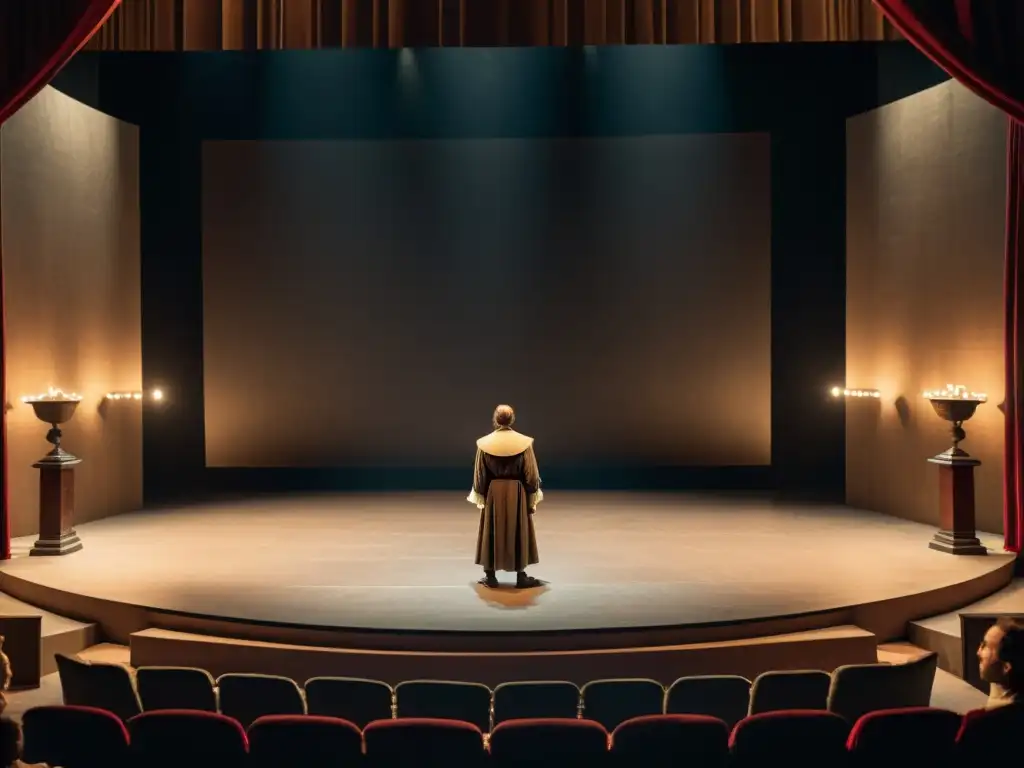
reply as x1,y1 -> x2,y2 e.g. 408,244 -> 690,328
0,0 -> 121,559
1008,118 -> 1024,553
874,0 -> 1024,552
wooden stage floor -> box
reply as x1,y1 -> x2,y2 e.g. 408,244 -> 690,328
0,492 -> 1012,644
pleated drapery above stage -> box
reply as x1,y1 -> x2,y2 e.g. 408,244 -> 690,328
86,0 -> 902,51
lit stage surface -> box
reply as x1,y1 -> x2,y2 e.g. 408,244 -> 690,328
0,492 -> 1010,650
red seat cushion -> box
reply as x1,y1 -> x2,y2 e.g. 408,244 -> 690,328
490,718 -> 609,766
248,714 -> 362,768
730,710 -> 849,767
128,709 -> 248,768
848,706 -> 961,765
363,717 -> 485,767
957,704 -> 1024,762
612,713 -> 729,767
22,705 -> 130,768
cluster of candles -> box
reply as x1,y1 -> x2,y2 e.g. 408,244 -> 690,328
922,384 -> 987,402
20,387 -> 81,403
830,387 -> 881,399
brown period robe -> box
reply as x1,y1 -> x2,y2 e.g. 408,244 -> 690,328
468,428 -> 543,572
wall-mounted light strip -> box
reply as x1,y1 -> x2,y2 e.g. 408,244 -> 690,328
105,392 -> 142,401
105,389 -> 164,402
830,387 -> 881,399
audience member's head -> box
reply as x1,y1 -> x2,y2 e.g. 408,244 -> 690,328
0,717 -> 22,768
0,637 -> 10,717
979,617 -> 1024,696
0,638 -> 10,690
492,404 -> 515,430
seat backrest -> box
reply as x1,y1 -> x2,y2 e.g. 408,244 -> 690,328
610,713 -> 729,768
248,714 -> 362,768
748,670 -> 831,715
489,718 -> 609,768
848,707 -> 961,767
58,656 -> 142,721
363,717 -> 486,768
730,710 -> 850,768
827,653 -> 938,722
665,676 -> 751,727
956,704 -> 1024,763
492,680 -> 580,725
216,673 -> 306,728
304,675 -> 394,727
128,709 -> 248,768
22,705 -> 130,768
53,654 -> 96,707
394,679 -> 492,732
136,666 -> 217,712
581,678 -> 665,731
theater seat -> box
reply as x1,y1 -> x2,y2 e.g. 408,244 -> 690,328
848,707 -> 961,768
216,673 -> 306,728
748,670 -> 830,714
128,710 -> 248,768
54,653 -> 142,721
489,718 -> 609,768
730,710 -> 850,768
610,713 -> 729,768
394,679 -> 492,732
52,653 -> 91,707
363,717 -> 486,768
305,675 -> 394,727
956,704 -> 1024,763
665,675 -> 751,728
136,666 -> 218,712
581,678 -> 664,730
248,714 -> 362,768
827,652 -> 937,722
492,680 -> 580,725
22,705 -> 130,768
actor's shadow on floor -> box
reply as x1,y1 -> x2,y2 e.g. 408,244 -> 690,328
471,581 -> 549,610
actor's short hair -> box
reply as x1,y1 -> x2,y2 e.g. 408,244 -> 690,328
996,617 -> 1024,691
493,404 -> 515,429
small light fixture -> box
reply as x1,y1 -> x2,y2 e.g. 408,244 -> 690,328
21,387 -> 81,404
924,384 -> 987,461
104,390 -> 164,402
105,392 -> 143,401
922,383 -> 987,402
829,386 -> 881,399
21,388 -> 82,465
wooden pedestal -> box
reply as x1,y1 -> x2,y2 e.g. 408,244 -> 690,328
30,460 -> 83,557
927,455 -> 987,556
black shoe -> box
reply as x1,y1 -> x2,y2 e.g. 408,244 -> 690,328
478,572 -> 499,588
516,574 -> 543,589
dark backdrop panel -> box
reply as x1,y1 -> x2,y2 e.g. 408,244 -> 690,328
202,135 -> 771,468
51,44 -> 948,502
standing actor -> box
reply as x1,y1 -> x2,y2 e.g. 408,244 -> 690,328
468,404 -> 544,588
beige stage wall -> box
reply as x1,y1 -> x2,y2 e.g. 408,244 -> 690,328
0,86 -> 141,538
846,80 -> 1007,534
